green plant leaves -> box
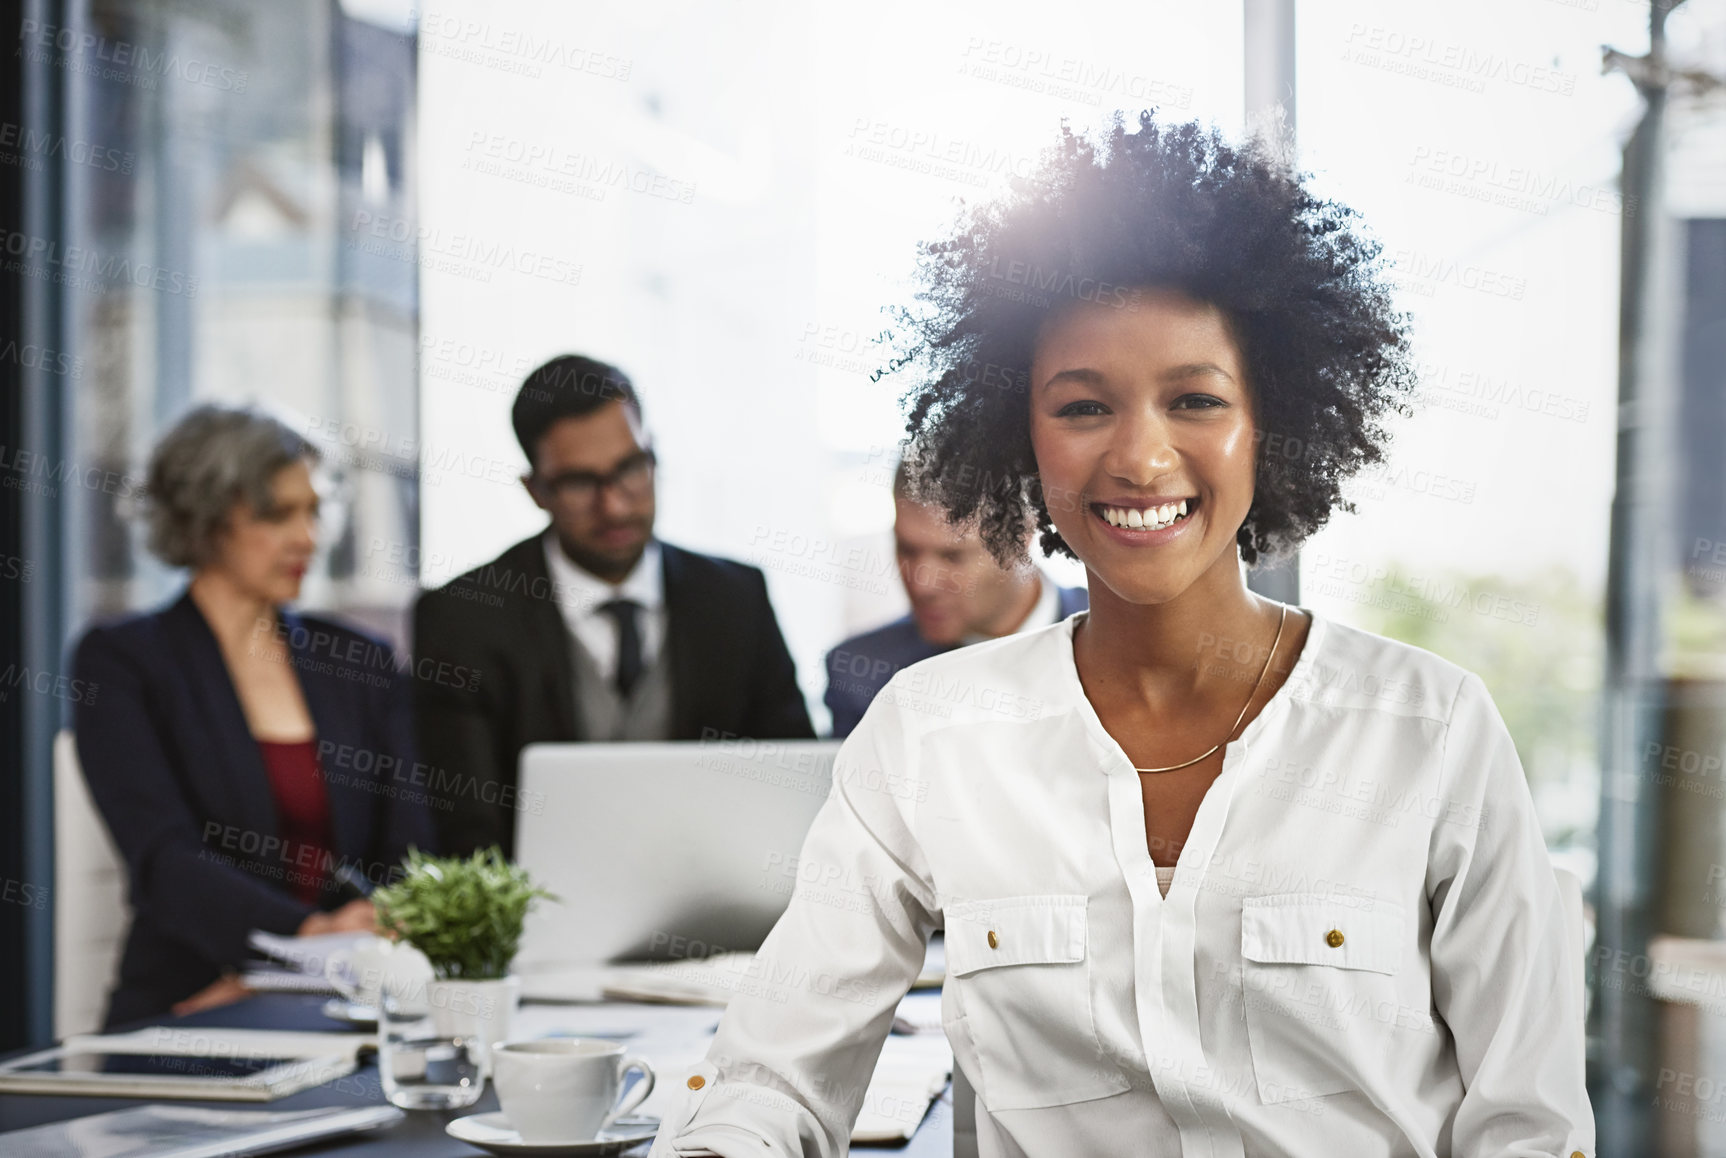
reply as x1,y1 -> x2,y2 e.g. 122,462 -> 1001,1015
372,846 -> 558,981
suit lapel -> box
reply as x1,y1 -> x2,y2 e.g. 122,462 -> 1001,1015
166,592 -> 279,847
515,535 -> 582,741
661,544 -> 702,740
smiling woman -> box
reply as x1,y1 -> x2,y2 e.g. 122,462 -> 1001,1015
896,113 -> 1418,572
647,113 -> 1594,1158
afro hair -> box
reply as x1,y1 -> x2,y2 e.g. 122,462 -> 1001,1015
894,110 -> 1419,568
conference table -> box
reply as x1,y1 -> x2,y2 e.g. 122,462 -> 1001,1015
0,993 -> 955,1155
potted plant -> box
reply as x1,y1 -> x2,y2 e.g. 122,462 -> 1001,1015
372,847 -> 556,1067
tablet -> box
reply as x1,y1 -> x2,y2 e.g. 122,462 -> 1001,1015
0,1044 -> 357,1100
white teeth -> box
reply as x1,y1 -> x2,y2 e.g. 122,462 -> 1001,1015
1098,501 -> 1193,531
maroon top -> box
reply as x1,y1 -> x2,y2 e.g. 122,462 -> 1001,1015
257,739 -> 333,906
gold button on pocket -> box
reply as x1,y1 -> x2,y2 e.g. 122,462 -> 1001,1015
945,894 -> 1127,1111
687,1075 -> 706,1090
1240,894 -> 1407,1104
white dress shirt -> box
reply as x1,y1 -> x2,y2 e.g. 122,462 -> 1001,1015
648,608 -> 1594,1158
959,572 -> 1063,647
542,531 -> 665,680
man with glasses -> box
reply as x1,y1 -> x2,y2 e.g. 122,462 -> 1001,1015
413,355 -> 814,856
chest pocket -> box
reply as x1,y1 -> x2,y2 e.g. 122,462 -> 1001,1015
1238,894 -> 1408,1104
944,894 -> 1130,1111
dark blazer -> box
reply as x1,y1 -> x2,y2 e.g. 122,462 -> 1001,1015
823,584 -> 1090,738
71,592 -> 436,1028
412,535 -> 815,857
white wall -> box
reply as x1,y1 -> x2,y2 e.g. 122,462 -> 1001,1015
417,0 -> 1243,726
418,0 -> 1636,727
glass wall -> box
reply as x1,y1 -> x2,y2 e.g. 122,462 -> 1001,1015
7,0 -> 418,1044
60,0 -> 419,639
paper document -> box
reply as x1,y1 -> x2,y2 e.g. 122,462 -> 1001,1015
243,930 -> 373,996
237,968 -> 340,995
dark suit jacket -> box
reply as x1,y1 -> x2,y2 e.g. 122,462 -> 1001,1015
823,585 -> 1089,737
71,591 -> 436,1027
412,535 -> 815,857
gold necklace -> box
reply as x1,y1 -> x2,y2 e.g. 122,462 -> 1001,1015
1132,603 -> 1288,774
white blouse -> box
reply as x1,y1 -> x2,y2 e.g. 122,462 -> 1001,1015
647,609 -> 1594,1158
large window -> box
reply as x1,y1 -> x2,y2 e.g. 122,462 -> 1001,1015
4,0 -> 419,1046
56,0 -> 419,638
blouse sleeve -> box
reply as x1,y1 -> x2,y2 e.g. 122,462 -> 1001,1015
647,689 -> 940,1158
1425,671 -> 1595,1157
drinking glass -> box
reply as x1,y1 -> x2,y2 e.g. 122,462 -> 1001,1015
376,988 -> 485,1111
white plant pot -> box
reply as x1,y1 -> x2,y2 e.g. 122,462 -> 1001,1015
427,975 -> 522,1078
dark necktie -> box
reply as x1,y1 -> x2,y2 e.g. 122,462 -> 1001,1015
598,598 -> 644,700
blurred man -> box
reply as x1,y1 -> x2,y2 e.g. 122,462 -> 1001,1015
823,460 -> 1087,737
414,355 -> 814,856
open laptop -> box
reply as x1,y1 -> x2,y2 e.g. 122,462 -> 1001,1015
514,739 -> 842,971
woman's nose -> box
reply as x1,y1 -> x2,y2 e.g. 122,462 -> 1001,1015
1101,413 -> 1179,486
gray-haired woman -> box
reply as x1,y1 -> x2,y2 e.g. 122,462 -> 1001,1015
72,403 -> 435,1027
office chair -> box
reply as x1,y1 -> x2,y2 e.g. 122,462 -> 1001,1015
52,729 -> 130,1039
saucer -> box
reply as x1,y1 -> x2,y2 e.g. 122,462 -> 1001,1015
445,1113 -> 659,1155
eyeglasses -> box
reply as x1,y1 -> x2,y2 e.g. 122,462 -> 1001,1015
535,449 -> 656,504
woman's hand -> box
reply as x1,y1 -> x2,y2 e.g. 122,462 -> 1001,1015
296,898 -> 377,938
170,973 -> 254,1016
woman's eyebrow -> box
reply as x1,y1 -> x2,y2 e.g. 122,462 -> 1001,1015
1162,361 -> 1236,384
1038,367 -> 1106,391
1039,362 -> 1236,392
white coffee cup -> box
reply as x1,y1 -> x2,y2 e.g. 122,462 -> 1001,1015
491,1039 -> 656,1143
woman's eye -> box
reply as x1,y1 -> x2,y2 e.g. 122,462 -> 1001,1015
1055,400 -> 1108,418
1173,394 -> 1226,410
